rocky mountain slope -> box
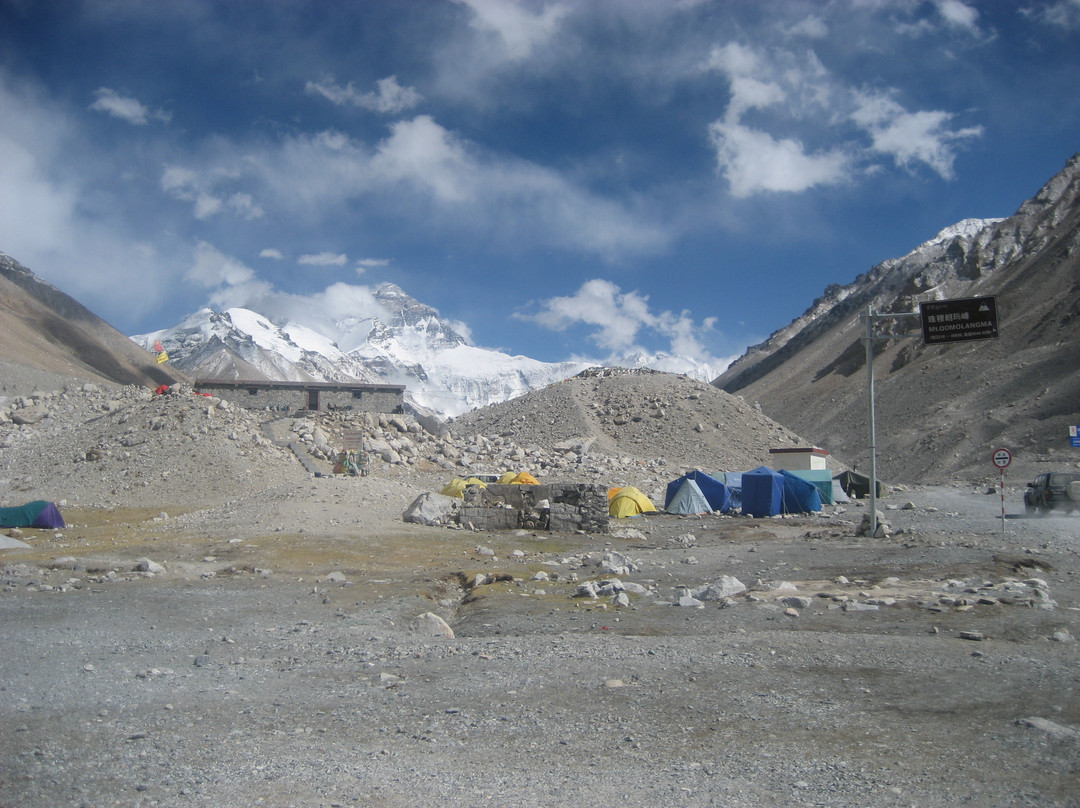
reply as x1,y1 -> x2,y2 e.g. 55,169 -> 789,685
714,154 -> 1080,485
0,253 -> 185,394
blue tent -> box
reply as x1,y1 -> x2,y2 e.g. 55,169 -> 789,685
741,466 -> 785,517
780,470 -> 822,513
664,470 -> 731,513
665,478 -> 713,514
722,472 -> 743,510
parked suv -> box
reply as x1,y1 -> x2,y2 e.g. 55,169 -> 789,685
1024,471 -> 1080,514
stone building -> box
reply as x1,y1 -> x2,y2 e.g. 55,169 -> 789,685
194,379 -> 405,414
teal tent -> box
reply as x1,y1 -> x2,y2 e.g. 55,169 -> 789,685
0,500 -> 66,529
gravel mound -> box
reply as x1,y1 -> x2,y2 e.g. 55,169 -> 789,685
452,366 -> 813,471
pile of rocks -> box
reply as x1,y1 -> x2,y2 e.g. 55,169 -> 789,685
302,367 -> 821,506
0,382 -> 295,508
2,365 -> 830,516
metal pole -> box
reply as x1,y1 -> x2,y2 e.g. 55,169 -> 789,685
1000,468 -> 1006,535
865,305 -> 878,537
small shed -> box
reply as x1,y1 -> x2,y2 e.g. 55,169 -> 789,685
768,446 -> 830,471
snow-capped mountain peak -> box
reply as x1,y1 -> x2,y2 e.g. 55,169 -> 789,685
132,282 -> 724,417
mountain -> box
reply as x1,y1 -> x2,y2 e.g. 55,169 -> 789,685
132,283 -> 595,417
0,252 -> 185,393
714,154 -> 1080,484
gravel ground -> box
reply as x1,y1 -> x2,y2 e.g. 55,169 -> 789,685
2,483 -> 1078,808
2,371 -> 1079,807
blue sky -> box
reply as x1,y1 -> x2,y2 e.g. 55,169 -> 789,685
1,0 -> 1078,371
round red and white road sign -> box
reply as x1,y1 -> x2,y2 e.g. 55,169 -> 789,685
992,448 -> 1012,469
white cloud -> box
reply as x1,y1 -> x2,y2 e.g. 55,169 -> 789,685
205,116 -> 664,258
368,116 -> 668,254
181,242 -> 394,345
708,120 -> 850,197
305,75 -> 422,114
0,73 -> 176,320
228,193 -> 264,220
186,241 -> 256,288
89,87 -> 171,125
1021,0 -> 1080,29
372,115 -> 474,202
933,0 -> 980,32
520,278 -> 720,366
852,91 -> 982,179
260,248 -> 285,260
355,257 -> 389,275
298,252 -> 347,267
701,42 -> 850,195
187,243 -> 275,312
454,0 -> 569,60
161,165 -> 262,220
784,15 -> 829,38
702,37 -> 983,194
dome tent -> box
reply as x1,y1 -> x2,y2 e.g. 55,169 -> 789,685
439,478 -> 488,498
608,486 -> 657,518
664,470 -> 731,513
665,478 -> 712,515
0,500 -> 65,529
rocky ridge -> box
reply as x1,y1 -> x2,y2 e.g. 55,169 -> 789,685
714,154 -> 1080,485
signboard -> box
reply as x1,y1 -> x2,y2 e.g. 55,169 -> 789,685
342,430 -> 364,451
920,296 -> 998,345
1071,425 -> 1080,448
992,448 -> 1012,469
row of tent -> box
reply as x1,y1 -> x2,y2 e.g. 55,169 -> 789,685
656,467 -> 826,517
608,466 -> 825,518
439,471 -> 540,498
659,468 -> 881,517
440,466 -> 879,519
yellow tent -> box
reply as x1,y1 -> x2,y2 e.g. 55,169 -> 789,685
511,471 -> 540,485
497,471 -> 519,484
439,478 -> 487,498
608,486 -> 657,517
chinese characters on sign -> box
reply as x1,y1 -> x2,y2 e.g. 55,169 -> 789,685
919,297 -> 998,344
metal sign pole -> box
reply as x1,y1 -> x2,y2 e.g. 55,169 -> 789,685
865,305 -> 878,537
992,448 -> 1011,534
1000,468 -> 1006,534
862,307 -> 921,538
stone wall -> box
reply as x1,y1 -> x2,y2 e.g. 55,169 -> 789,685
458,483 -> 609,533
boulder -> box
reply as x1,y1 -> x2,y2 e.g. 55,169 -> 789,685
403,493 -> 458,526
412,612 -> 454,638
693,575 -> 746,601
